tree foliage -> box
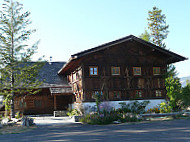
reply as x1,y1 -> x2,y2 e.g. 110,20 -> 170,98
165,76 -> 181,109
180,81 -> 190,109
147,6 -> 169,48
139,29 -> 151,42
0,0 -> 44,117
142,6 -> 183,110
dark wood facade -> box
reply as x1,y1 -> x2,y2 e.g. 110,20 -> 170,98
14,88 -> 73,115
66,40 -> 166,102
13,62 -> 74,115
12,35 -> 186,115
59,35 -> 187,103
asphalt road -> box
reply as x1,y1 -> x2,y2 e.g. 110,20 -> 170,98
0,119 -> 190,142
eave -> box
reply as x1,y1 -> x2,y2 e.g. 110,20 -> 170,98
58,35 -> 187,75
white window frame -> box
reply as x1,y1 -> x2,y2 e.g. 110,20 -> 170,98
89,66 -> 98,76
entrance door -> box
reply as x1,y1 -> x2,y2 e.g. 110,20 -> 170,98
55,95 -> 73,110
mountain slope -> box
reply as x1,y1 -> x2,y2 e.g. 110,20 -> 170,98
180,76 -> 190,87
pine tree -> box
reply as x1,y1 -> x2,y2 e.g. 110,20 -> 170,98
147,6 -> 169,48
0,0 -> 44,118
147,6 -> 181,110
139,29 -> 151,42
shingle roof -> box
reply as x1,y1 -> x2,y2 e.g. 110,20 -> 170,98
38,62 -> 70,88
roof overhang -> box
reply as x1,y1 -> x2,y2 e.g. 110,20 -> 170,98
58,35 -> 187,75
50,87 -> 73,94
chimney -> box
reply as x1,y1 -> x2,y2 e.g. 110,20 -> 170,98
49,56 -> 52,64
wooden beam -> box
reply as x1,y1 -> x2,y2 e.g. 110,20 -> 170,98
54,95 -> 57,110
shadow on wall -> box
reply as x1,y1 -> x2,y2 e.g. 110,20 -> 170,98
73,99 -> 166,114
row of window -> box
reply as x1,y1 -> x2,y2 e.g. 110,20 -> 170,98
136,90 -> 162,97
89,66 -> 161,76
90,90 -> 162,100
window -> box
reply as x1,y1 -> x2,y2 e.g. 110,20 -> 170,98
92,91 -> 103,99
136,90 -> 142,98
153,67 -> 160,75
133,67 -> 141,75
19,99 -> 26,108
111,67 -> 120,75
114,91 -> 121,99
156,90 -> 162,97
89,66 -> 98,75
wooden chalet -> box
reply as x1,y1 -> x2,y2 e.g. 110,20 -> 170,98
58,35 -> 186,107
14,35 -> 187,115
14,62 -> 74,115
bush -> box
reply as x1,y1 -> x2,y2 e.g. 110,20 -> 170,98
179,81 -> 190,109
67,109 -> 81,117
159,102 -> 172,113
119,101 -> 150,114
146,107 -> 160,113
120,113 -> 140,123
165,76 -> 182,110
80,101 -> 149,125
80,113 -> 118,125
80,109 -> 140,125
15,111 -> 22,119
0,114 -> 2,120
99,101 -> 113,113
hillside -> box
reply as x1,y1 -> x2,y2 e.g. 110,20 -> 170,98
180,76 -> 190,87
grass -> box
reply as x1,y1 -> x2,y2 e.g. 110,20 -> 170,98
0,122 -> 37,135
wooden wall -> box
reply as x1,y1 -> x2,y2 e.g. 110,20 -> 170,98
14,88 -> 74,115
68,40 -> 167,102
14,88 -> 54,114
68,67 -> 83,103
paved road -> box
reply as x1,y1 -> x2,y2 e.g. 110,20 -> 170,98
1,119 -> 190,142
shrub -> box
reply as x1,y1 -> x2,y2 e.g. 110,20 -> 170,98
179,81 -> 190,109
0,114 -> 2,120
146,107 -> 160,113
67,109 -> 81,117
165,76 -> 182,110
159,102 -> 172,113
119,101 -> 150,114
99,101 -> 113,113
80,113 -> 117,125
120,113 -> 140,123
80,109 -> 140,125
92,92 -> 102,113
118,102 -> 131,113
15,111 -> 22,119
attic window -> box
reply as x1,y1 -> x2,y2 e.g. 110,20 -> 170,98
111,67 -> 120,75
153,67 -> 160,75
89,66 -> 98,75
133,67 -> 141,75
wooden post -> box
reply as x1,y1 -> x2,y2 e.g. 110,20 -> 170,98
54,95 -> 57,110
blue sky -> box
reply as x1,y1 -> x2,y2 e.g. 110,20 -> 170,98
1,0 -> 190,77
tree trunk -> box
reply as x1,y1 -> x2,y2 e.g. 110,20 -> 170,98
5,99 -> 8,117
10,93 -> 15,118
10,0 -> 15,118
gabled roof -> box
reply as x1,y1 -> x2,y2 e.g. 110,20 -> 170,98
38,62 -> 70,88
58,35 -> 187,74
